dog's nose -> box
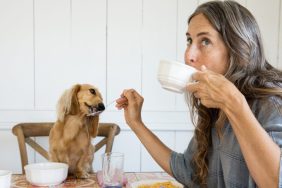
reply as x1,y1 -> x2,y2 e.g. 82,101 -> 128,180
97,103 -> 105,111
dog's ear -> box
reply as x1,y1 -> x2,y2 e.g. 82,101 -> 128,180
88,116 -> 99,138
57,84 -> 81,122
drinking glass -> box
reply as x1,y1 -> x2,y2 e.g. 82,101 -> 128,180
102,152 -> 124,188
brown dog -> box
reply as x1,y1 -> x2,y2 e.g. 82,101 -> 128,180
49,84 -> 105,178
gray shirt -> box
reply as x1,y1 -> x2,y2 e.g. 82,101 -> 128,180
170,96 -> 282,188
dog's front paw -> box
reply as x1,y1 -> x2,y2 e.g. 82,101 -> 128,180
76,171 -> 90,179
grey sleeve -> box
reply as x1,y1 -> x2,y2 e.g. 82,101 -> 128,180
280,149 -> 282,188
170,137 -> 198,187
253,96 -> 282,187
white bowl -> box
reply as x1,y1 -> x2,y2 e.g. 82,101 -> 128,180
0,170 -> 12,188
24,162 -> 68,186
157,59 -> 196,93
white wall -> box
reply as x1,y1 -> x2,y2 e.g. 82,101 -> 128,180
0,0 -> 281,173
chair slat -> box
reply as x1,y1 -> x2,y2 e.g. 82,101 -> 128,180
25,138 -> 49,160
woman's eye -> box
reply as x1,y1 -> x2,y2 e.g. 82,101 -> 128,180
89,89 -> 96,95
187,38 -> 192,46
201,38 -> 210,46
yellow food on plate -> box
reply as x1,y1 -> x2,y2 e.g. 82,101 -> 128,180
138,181 -> 180,188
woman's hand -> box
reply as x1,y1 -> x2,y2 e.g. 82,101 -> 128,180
186,65 -> 243,110
115,89 -> 144,127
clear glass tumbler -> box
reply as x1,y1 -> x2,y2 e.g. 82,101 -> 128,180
102,152 -> 124,188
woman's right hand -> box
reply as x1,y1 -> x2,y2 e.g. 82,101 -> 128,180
115,89 -> 144,127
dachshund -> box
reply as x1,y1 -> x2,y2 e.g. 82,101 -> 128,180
49,84 -> 105,178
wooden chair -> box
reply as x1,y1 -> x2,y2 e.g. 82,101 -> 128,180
12,122 -> 120,174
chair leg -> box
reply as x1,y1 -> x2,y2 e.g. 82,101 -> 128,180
15,127 -> 28,174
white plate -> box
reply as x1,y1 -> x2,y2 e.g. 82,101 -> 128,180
130,179 -> 183,188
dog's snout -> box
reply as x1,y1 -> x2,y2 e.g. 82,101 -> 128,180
97,103 -> 105,111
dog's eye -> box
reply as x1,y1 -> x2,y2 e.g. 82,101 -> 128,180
89,89 -> 96,95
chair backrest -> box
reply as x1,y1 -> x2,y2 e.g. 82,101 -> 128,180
12,122 -> 120,174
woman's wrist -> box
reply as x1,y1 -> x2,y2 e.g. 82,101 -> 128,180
222,90 -> 247,117
128,120 -> 144,129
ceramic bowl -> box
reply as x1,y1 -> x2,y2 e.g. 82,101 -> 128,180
0,170 -> 12,188
24,162 -> 68,186
157,59 -> 196,93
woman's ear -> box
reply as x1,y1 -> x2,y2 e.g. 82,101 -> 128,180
56,84 -> 81,122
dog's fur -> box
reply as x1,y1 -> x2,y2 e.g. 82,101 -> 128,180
49,84 -> 105,178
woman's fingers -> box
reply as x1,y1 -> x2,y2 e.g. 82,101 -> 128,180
191,65 -> 210,83
132,90 -> 144,104
187,67 -> 235,108
187,82 -> 206,95
186,72 -> 212,101
186,82 -> 198,93
116,89 -> 142,109
115,95 -> 128,109
123,89 -> 136,101
116,96 -> 127,103
122,89 -> 143,104
116,89 -> 144,126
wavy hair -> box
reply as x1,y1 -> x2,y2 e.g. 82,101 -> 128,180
185,0 -> 282,186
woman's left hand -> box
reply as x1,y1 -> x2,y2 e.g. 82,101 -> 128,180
186,65 -> 243,110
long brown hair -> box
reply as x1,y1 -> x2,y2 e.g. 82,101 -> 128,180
185,0 -> 282,186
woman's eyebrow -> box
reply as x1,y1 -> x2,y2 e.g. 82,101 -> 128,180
186,31 -> 211,37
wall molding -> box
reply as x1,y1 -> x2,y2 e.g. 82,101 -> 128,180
0,110 -> 194,131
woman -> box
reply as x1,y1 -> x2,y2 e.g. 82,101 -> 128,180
116,1 -> 282,187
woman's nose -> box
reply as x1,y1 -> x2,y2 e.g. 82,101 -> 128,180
185,45 -> 198,65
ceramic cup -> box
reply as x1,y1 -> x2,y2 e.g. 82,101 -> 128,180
157,59 -> 196,93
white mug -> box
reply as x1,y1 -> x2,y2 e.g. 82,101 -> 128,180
157,59 -> 196,93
